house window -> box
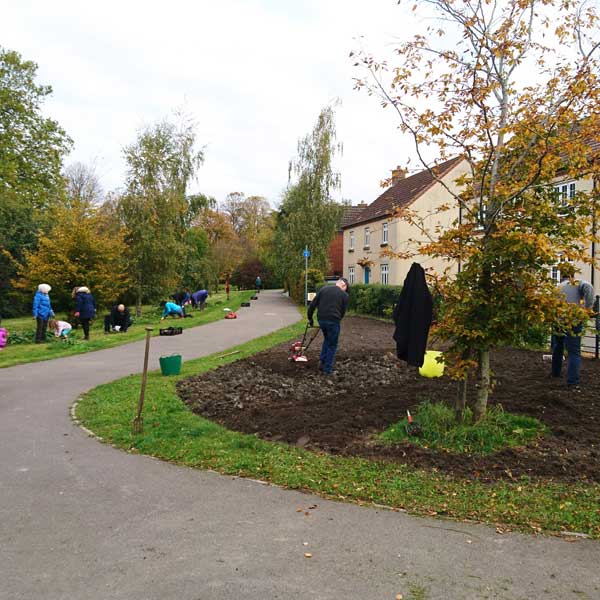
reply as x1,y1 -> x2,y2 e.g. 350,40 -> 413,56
555,182 -> 576,202
555,182 -> 576,216
348,266 -> 355,284
381,263 -> 389,285
550,255 -> 573,282
382,222 -> 388,244
349,231 -> 355,250
364,227 -> 370,248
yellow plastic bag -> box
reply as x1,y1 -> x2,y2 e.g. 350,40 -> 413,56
419,350 -> 445,378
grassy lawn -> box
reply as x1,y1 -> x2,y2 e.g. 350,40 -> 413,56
0,290 -> 252,368
76,321 -> 600,538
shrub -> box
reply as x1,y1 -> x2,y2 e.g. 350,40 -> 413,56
347,283 -> 402,317
380,400 -> 548,455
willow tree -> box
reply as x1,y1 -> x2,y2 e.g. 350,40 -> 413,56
355,0 -> 600,420
274,105 -> 344,296
119,115 -> 204,314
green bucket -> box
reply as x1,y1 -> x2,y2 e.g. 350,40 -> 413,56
159,354 -> 182,376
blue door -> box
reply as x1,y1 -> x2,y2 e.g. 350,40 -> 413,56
364,267 -> 370,284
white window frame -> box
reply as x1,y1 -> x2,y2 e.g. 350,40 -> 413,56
555,181 -> 576,216
348,266 -> 355,284
550,254 -> 573,282
381,263 -> 389,285
349,230 -> 355,250
364,227 -> 370,249
382,222 -> 389,244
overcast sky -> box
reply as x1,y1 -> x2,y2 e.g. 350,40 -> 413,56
2,0 -> 425,207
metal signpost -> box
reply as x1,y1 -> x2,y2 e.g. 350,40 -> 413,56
303,246 -> 310,306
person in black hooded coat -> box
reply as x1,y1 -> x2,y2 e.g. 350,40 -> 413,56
392,262 -> 433,367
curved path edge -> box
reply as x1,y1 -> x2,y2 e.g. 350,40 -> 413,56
1,290 -> 598,600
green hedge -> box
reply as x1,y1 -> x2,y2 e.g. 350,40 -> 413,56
347,283 -> 402,317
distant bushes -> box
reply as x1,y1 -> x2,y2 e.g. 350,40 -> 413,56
346,283 -> 402,318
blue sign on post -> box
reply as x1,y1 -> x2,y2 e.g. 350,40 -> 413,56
303,249 -> 311,258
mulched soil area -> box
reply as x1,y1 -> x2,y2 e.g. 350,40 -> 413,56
177,316 -> 600,483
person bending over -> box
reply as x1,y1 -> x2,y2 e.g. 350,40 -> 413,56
104,303 -> 132,333
307,278 -> 350,375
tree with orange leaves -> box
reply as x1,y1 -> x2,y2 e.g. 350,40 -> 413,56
354,0 -> 600,420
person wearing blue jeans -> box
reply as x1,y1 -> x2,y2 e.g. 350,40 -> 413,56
307,278 -> 349,375
551,325 -> 582,387
551,263 -> 595,388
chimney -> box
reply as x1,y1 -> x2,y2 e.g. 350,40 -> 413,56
391,166 -> 407,184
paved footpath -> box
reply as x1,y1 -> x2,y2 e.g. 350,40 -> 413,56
1,290 -> 598,600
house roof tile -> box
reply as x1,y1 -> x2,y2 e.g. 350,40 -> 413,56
342,156 -> 464,229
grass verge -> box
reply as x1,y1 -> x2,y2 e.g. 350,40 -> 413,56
0,291 -> 252,368
380,400 -> 549,455
76,322 -> 600,538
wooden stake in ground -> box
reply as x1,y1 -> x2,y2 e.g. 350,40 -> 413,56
132,327 -> 153,434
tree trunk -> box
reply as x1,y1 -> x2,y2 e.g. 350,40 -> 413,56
455,378 -> 468,423
136,283 -> 142,318
473,348 -> 490,422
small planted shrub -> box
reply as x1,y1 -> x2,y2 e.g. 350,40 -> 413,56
380,400 -> 548,455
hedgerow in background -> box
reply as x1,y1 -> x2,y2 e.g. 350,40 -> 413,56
347,283 -> 402,317
355,0 -> 600,421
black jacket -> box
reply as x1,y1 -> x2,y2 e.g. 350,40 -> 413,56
307,285 -> 348,323
110,305 -> 131,328
392,262 -> 433,367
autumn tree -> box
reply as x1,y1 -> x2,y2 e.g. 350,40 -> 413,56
355,0 -> 600,420
273,105 -> 344,296
16,203 -> 130,311
119,115 -> 204,314
0,47 -> 71,316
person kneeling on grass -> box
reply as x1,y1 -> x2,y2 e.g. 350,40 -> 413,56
191,289 -> 209,310
161,301 -> 184,320
104,303 -> 132,333
49,318 -> 72,339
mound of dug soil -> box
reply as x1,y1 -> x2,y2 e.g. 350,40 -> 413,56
177,317 -> 600,483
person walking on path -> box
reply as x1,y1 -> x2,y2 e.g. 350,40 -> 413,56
74,287 -> 96,341
32,283 -> 54,343
307,278 -> 349,375
255,275 -> 262,293
551,263 -> 595,388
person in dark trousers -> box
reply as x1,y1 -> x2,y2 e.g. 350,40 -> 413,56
392,262 -> 433,368
104,303 -> 132,333
255,276 -> 262,293
74,286 -> 96,341
32,283 -> 54,343
172,290 -> 191,307
551,263 -> 595,388
307,278 -> 349,375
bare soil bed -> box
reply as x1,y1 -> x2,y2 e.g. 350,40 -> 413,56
177,316 -> 600,483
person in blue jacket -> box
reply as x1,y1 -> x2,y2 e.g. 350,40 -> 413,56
74,286 -> 96,341
32,283 -> 54,343
191,289 -> 209,310
161,301 -> 184,320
